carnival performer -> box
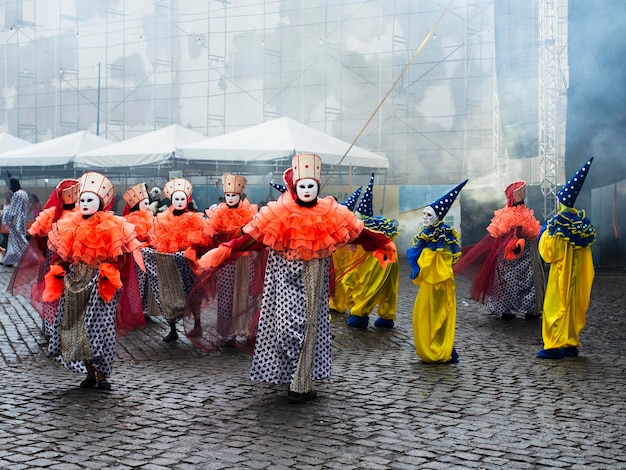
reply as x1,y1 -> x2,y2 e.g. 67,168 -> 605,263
116,183 -> 154,335
328,185 -> 362,318
7,179 -> 80,337
337,173 -> 400,329
408,180 -> 467,364
142,178 -> 214,342
1,173 -> 30,267
198,154 -> 396,404
44,172 -> 142,390
454,181 -> 545,320
537,158 -> 596,359
183,174 -> 260,351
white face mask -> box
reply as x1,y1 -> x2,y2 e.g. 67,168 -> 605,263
224,192 -> 241,207
80,191 -> 101,216
171,191 -> 188,211
422,206 -> 437,227
139,198 -> 150,212
295,178 -> 319,203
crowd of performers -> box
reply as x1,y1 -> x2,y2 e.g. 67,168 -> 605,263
3,154 -> 596,402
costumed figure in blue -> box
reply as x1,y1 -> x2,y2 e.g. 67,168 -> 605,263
454,181 -> 545,320
537,158 -> 596,359
407,180 -> 466,364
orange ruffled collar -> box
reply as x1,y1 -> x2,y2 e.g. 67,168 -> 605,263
244,193 -> 363,261
487,204 -> 541,239
48,210 -> 141,267
205,200 -> 258,243
151,208 -> 214,253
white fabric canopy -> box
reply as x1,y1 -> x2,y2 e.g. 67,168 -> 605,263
74,124 -> 208,168
0,131 -> 112,167
0,133 -> 32,153
176,117 -> 389,169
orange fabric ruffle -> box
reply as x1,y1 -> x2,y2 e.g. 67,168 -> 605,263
487,205 -> 541,240
48,210 -> 142,267
205,200 -> 258,243
151,209 -> 214,253
244,193 -> 364,261
125,210 -> 154,244
28,207 -> 56,237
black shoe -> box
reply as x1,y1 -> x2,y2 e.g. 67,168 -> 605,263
501,312 -> 515,320
163,330 -> 178,342
287,390 -> 318,404
79,378 -> 97,388
97,380 -> 112,391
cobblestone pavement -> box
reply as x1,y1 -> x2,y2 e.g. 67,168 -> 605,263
0,262 -> 625,469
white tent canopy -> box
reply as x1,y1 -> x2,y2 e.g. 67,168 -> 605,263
74,124 -> 208,169
176,117 -> 389,169
0,133 -> 33,153
0,130 -> 111,167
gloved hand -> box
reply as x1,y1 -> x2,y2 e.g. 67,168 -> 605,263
504,238 -> 525,260
42,264 -> 66,302
198,244 -> 232,270
98,262 -> 122,303
372,241 -> 397,269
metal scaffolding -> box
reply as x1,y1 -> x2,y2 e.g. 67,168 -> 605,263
538,0 -> 568,220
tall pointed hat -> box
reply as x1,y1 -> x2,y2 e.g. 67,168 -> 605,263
557,157 -> 593,208
340,186 -> 363,211
355,172 -> 375,217
428,179 -> 468,219
269,180 -> 287,193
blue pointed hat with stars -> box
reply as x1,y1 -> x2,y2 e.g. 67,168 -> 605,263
428,179 -> 468,220
355,172 -> 375,217
557,157 -> 593,208
340,186 -> 363,211
269,180 -> 287,193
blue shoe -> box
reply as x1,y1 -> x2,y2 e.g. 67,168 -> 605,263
563,347 -> 579,357
446,347 -> 459,364
374,318 -> 394,328
346,315 -> 369,329
537,348 -> 564,359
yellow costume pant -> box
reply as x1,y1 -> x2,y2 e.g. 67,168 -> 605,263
412,249 -> 456,363
330,244 -> 399,320
538,231 -> 594,349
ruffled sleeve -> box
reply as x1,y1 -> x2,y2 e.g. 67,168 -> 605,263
125,210 -> 154,244
244,194 -> 363,261
28,207 -> 56,237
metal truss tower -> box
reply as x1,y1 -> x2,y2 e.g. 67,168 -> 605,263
538,0 -> 568,220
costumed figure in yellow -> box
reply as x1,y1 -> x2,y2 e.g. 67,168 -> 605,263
7,179 -> 80,337
44,172 -> 142,390
537,158 -> 596,359
183,174 -> 260,351
328,185 -> 362,318
408,180 -> 467,364
333,173 -> 401,329
454,181 -> 545,320
116,183 -> 154,335
141,178 -> 215,342
198,154 -> 396,404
